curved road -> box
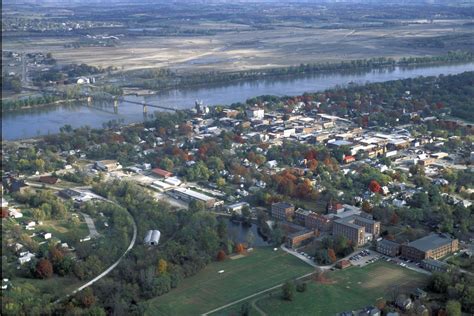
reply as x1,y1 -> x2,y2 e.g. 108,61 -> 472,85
53,196 -> 137,304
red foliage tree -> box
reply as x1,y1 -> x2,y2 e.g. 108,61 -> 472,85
306,159 -> 318,171
1,208 -> 9,218
36,258 -> 53,279
327,248 -> 337,263
390,213 -> 400,225
216,250 -> 226,261
368,180 -> 381,193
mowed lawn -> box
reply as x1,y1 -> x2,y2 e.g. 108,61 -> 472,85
145,247 -> 313,316
254,261 -> 429,316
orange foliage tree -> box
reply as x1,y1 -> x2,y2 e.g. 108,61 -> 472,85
217,250 -> 226,261
327,248 -> 337,263
234,243 -> 245,254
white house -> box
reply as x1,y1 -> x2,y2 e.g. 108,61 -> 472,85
18,252 -> 35,265
76,77 -> 90,84
266,160 -> 278,168
9,209 -> 23,219
245,107 -> 265,119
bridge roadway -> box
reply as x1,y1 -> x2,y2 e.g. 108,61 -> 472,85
119,98 -> 177,112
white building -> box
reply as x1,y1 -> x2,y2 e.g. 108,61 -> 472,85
144,230 -> 161,246
18,252 -> 35,265
9,209 -> 23,219
245,107 -> 265,119
266,160 -> 278,168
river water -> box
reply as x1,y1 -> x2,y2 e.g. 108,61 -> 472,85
2,63 -> 473,140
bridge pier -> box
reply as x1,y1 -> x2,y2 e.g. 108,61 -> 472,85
142,101 -> 148,114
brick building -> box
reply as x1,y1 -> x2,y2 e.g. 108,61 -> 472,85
401,233 -> 459,261
305,212 -> 332,231
286,230 -> 315,248
376,239 -> 401,257
271,202 -> 295,221
332,215 -> 380,247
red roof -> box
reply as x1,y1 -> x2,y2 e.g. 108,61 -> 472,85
39,176 -> 58,184
343,155 -> 355,163
151,168 -> 173,178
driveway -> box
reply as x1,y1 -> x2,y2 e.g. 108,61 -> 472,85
80,212 -> 100,238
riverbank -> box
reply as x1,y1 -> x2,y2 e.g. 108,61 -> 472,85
3,62 -> 473,141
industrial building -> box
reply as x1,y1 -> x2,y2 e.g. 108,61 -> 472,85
171,187 -> 219,208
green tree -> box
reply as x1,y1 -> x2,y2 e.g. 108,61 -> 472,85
159,158 -> 174,172
282,280 -> 294,301
240,302 -> 250,316
446,300 -> 461,316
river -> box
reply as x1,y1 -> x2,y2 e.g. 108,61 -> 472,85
2,63 -> 473,140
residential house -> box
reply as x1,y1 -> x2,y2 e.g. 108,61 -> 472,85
39,176 -> 59,185
245,107 -> 265,119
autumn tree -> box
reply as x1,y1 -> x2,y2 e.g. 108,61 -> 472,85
156,259 -> 168,275
390,213 -> 400,225
216,250 -> 226,261
362,200 -> 372,213
35,258 -> 53,279
234,243 -> 244,254
327,248 -> 337,263
368,180 -> 381,193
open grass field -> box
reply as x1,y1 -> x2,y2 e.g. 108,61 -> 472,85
246,261 -> 429,316
36,219 -> 89,245
144,247 -> 313,316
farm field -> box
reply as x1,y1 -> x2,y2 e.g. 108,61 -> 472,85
247,261 -> 429,316
144,247 -> 313,316
5,23 -> 473,73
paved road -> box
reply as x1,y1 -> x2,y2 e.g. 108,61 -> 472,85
80,212 -> 100,238
54,196 -> 137,304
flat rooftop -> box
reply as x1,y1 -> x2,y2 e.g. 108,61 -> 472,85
407,233 -> 455,252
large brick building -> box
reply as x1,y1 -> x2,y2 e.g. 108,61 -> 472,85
332,215 -> 380,247
305,212 -> 332,231
286,230 -> 315,248
271,202 -> 295,221
376,239 -> 401,257
401,233 -> 459,261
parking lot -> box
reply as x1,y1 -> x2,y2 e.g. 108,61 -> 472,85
348,249 -> 383,267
